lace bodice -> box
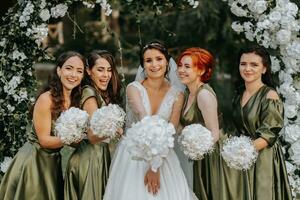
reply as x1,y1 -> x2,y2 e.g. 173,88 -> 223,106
125,81 -> 181,129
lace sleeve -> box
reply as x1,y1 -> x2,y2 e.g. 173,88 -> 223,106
197,88 -> 220,142
126,83 -> 148,121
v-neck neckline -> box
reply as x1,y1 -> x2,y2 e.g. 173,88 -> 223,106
182,84 -> 205,116
240,85 -> 265,109
137,81 -> 173,115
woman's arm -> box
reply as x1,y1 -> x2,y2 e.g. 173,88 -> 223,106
33,92 -> 64,149
197,89 -> 220,142
83,97 -> 108,144
254,90 -> 281,151
126,84 -> 148,120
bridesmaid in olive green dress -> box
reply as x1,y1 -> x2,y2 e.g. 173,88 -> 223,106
0,51 -> 85,200
177,48 -> 223,200
226,46 -> 292,200
64,50 -> 123,200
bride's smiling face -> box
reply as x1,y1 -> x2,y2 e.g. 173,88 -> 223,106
143,49 -> 168,79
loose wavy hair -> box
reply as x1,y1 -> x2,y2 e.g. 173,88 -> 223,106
31,51 -> 85,120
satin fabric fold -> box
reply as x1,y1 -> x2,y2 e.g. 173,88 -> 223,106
0,125 -> 63,200
64,85 -> 111,200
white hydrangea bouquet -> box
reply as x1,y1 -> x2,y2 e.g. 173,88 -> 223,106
178,124 -> 215,160
124,115 -> 176,172
221,135 -> 258,170
89,104 -> 126,142
54,107 -> 89,145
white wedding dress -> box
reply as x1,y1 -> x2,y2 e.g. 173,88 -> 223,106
103,81 -> 197,200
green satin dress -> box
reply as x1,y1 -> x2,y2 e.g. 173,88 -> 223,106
64,85 -> 111,200
180,84 -> 224,200
0,123 -> 63,200
224,85 -> 292,200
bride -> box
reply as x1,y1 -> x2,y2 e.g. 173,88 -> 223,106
103,41 -> 197,200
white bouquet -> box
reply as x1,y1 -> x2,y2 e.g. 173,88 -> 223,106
54,107 -> 89,145
178,124 -> 214,160
221,135 -> 258,170
90,104 -> 126,142
125,115 -> 176,172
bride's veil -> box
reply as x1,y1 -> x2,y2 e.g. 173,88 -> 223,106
134,57 -> 186,92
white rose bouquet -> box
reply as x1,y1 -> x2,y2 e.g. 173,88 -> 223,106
124,115 -> 176,172
54,107 -> 89,145
89,104 -> 126,142
178,124 -> 215,160
221,135 -> 258,170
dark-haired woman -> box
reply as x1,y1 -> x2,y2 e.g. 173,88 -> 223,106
64,50 -> 123,200
224,46 -> 292,200
0,51 -> 85,200
103,41 -> 197,200
177,47 -> 224,200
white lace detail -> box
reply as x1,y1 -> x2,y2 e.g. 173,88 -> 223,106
125,81 -> 180,128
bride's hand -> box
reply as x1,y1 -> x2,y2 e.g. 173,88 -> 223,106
144,168 -> 160,195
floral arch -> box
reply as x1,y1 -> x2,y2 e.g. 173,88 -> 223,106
0,0 -> 299,197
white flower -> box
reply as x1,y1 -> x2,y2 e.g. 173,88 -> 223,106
12,50 -> 27,61
19,89 -> 28,100
4,75 -> 22,95
51,4 -> 68,18
290,140 -> 300,165
96,0 -> 112,16
231,22 -> 244,33
269,11 -> 281,22
124,115 -> 176,172
39,9 -> 50,21
279,70 -> 293,84
245,31 -> 255,41
187,0 -> 199,8
83,1 -> 95,8
27,24 -> 48,45
54,107 -> 89,145
221,136 -> 258,170
293,77 -> 300,90
286,40 -> 300,60
276,29 -> 291,45
250,0 -> 267,15
178,124 -> 214,160
90,104 -> 126,142
270,56 -> 281,73
284,104 -> 298,119
40,0 -> 47,9
0,157 -> 12,173
230,2 -> 249,17
286,2 -> 298,17
284,124 -> 300,143
285,161 -> 296,174
243,22 -> 253,31
19,1 -> 34,27
7,105 -> 15,112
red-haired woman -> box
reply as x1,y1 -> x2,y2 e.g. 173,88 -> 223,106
177,48 -> 223,200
